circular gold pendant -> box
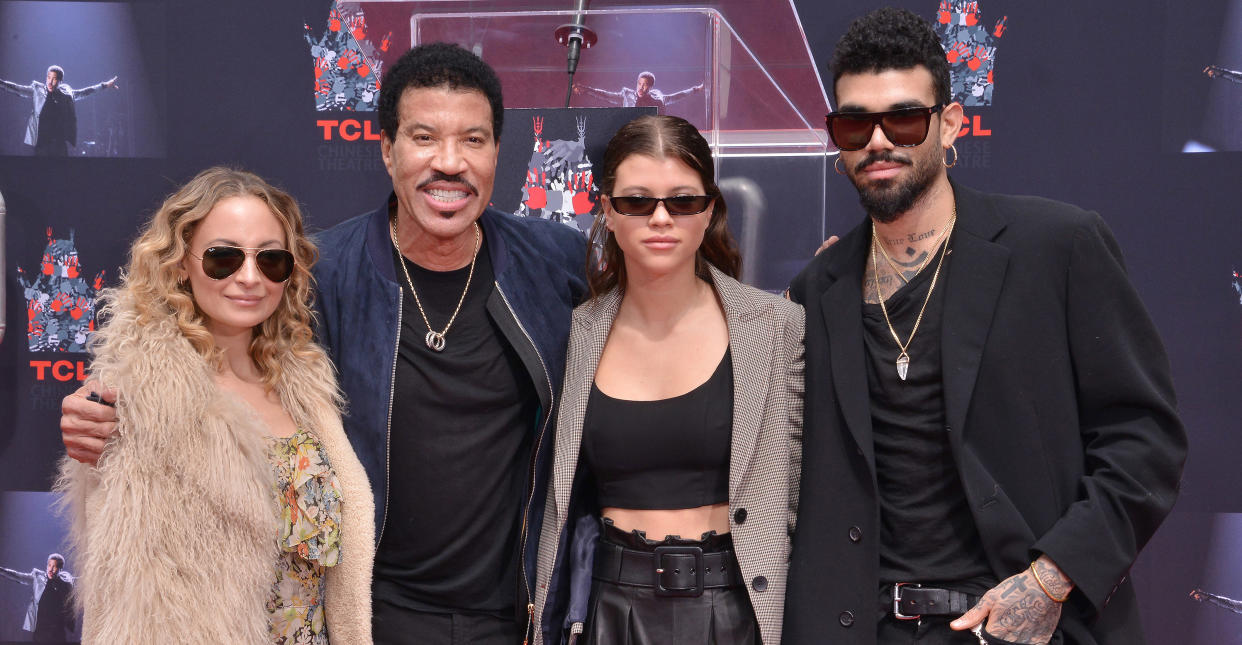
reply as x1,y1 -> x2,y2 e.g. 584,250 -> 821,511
425,330 -> 446,352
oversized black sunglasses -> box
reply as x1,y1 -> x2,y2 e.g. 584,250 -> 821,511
190,246 -> 295,282
824,104 -> 944,151
608,195 -> 714,216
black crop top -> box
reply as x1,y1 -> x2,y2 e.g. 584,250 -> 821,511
581,349 -> 733,510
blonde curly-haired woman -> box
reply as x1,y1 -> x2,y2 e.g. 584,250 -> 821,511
57,167 -> 374,644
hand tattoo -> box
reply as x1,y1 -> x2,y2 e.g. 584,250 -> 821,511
980,570 -> 1062,644
998,576 -> 1029,600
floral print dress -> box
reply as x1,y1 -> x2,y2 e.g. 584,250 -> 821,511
267,429 -> 343,645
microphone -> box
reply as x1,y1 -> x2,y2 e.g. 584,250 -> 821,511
554,0 -> 596,108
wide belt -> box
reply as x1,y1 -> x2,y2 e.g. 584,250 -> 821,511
888,583 -> 980,619
593,541 -> 744,598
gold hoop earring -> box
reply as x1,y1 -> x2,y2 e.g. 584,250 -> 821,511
834,155 -> 847,176
943,144 -> 958,169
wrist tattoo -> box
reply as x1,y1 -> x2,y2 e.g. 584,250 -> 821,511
1032,559 -> 1073,600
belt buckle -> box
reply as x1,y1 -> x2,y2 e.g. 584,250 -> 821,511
893,582 -> 921,620
652,546 -> 704,597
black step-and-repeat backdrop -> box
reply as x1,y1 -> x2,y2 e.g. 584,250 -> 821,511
0,0 -> 1237,641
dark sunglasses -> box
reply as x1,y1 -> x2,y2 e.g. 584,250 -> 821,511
608,195 -> 713,216
190,246 -> 295,282
824,104 -> 944,151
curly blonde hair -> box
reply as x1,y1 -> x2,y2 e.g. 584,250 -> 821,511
119,166 -> 319,391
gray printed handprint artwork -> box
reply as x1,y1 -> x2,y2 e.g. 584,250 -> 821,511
934,0 -> 1008,106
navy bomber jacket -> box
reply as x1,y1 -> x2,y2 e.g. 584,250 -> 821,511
312,196 -> 588,631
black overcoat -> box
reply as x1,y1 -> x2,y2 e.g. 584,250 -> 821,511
783,182 -> 1186,644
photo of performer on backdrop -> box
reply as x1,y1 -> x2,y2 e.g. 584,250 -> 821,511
0,555 -> 75,643
0,1 -> 167,158
0,491 -> 79,644
1190,587 -> 1242,615
1204,64 -> 1242,83
0,66 -> 118,157
573,71 -> 704,112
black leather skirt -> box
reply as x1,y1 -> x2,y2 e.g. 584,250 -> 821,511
583,519 -> 760,645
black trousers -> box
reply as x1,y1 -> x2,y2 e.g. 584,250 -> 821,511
877,614 -> 1064,645
584,520 -> 759,645
372,597 -> 520,645
878,615 -> 982,645
34,137 -> 68,157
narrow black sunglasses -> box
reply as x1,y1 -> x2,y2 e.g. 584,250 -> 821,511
824,104 -> 944,151
609,195 -> 713,216
189,246 -> 295,282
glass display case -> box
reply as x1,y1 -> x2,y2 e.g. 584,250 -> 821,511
374,0 -> 832,289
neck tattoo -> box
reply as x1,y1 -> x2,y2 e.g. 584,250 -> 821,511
870,209 -> 956,381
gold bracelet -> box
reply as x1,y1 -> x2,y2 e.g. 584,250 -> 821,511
1029,562 -> 1069,603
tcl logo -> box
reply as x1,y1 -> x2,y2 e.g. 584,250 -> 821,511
315,119 -> 382,141
30,360 -> 87,381
958,113 -> 991,137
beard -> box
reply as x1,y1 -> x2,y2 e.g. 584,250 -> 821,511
848,147 -> 940,224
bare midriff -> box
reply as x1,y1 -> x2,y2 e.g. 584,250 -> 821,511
602,502 -> 731,540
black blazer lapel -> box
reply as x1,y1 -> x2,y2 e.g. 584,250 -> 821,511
940,185 -> 1036,575
818,227 -> 875,471
941,184 -> 1009,449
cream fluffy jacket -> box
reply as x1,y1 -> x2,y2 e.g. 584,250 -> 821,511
57,290 -> 375,644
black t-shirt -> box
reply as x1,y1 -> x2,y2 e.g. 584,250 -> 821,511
38,89 -> 72,146
861,238 -> 995,592
34,574 -> 73,637
372,229 -> 537,617
635,92 -> 665,109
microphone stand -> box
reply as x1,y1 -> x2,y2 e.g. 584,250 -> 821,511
554,1 -> 596,108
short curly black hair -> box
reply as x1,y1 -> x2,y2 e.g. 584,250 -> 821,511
378,42 -> 504,142
830,8 -> 951,107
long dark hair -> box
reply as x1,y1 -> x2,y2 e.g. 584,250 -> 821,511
587,115 -> 741,298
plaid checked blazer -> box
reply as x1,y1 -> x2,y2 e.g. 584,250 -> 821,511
533,265 -> 805,644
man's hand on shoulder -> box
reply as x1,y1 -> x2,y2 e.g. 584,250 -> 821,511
950,555 -> 1072,644
61,381 -> 119,466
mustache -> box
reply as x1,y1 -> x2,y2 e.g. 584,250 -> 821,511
417,172 -> 478,195
854,151 -> 912,174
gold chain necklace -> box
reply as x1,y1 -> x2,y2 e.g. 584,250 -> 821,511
871,211 -> 956,381
389,218 -> 481,352
873,217 -> 954,284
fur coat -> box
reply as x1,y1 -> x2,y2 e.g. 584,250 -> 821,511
57,290 -> 375,644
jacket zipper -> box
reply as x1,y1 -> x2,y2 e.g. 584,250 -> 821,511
496,282 -> 555,645
377,284 -> 403,546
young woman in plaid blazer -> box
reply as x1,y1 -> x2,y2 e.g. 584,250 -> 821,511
532,115 -> 805,645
